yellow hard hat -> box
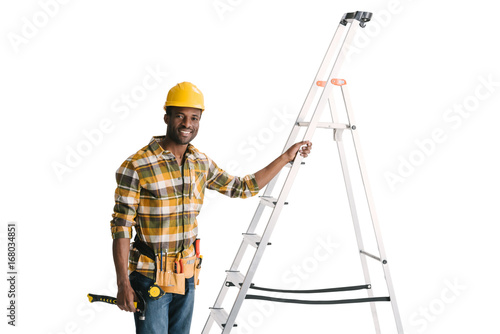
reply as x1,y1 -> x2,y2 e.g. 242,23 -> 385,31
164,82 -> 205,112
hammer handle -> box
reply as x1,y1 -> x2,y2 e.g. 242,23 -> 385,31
87,293 -> 138,309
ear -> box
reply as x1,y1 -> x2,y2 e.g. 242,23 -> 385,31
164,113 -> 169,125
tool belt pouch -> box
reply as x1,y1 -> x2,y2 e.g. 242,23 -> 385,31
155,255 -> 198,295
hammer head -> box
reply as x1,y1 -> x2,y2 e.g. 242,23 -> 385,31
135,290 -> 147,321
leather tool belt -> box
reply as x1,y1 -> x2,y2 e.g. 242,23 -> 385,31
133,235 -> 201,296
155,254 -> 201,295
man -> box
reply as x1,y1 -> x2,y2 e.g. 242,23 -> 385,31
111,82 -> 311,333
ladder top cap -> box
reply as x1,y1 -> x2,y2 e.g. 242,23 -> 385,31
340,11 -> 372,26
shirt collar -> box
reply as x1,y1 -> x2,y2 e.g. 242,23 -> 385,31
150,136 -> 196,160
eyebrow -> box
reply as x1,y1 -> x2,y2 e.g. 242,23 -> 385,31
174,110 -> 200,118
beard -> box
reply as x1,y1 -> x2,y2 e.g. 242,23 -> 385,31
167,127 -> 197,145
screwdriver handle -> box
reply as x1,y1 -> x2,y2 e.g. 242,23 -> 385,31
195,239 -> 201,258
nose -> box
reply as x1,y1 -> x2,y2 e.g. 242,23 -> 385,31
181,117 -> 192,128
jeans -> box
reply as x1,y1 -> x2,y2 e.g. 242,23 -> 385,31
129,271 -> 195,334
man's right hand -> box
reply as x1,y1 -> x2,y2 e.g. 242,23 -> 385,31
116,282 -> 137,312
113,238 -> 137,312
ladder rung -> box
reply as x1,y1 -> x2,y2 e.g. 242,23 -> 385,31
242,233 -> 271,248
210,307 -> 237,329
360,250 -> 385,263
260,196 -> 288,208
297,122 -> 349,129
225,270 -> 245,288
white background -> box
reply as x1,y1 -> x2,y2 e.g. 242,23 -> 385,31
1,1 -> 499,333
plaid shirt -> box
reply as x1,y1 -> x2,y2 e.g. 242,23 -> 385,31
110,136 -> 260,279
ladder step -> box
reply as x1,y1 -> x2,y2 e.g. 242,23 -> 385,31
225,270 -> 245,288
297,121 -> 349,129
242,233 -> 271,248
210,307 -> 237,329
260,196 -> 288,208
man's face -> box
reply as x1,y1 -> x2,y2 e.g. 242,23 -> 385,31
165,107 -> 202,145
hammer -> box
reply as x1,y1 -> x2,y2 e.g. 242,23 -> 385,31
87,290 -> 148,320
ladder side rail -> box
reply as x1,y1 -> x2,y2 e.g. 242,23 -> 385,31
202,273 -> 236,333
223,74 -> 345,332
201,316 -> 215,334
203,209 -> 268,332
328,93 -> 382,333
204,22 -> 360,333
203,204 -> 268,333
211,274 -> 233,309
202,12 -> 388,334
205,207 -> 265,299
242,202 -> 267,238
227,236 -> 253,272
211,244 -> 252,308
222,20 -> 363,332
223,90 -> 330,330
284,19 -> 350,145
202,203 -> 268,333
336,140 -> 382,333
222,199 -> 290,332
262,16 -> 360,198
340,85 -> 404,333
262,20 -> 352,198
300,19 -> 360,143
261,126 -> 300,198
327,18 -> 361,84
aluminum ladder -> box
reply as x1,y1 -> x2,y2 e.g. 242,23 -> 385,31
202,11 -> 404,334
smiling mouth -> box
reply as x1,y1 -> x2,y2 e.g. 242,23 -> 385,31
179,130 -> 192,135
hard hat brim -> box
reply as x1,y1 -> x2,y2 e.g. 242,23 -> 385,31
164,101 -> 204,111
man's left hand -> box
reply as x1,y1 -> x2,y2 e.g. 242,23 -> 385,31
254,141 -> 313,189
285,141 -> 312,161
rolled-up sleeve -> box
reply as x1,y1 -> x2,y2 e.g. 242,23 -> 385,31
110,158 -> 140,239
206,158 -> 260,198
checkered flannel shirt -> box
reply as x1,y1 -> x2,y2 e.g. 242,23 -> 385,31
110,136 -> 260,279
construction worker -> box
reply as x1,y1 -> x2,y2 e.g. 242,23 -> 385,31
110,82 -> 312,334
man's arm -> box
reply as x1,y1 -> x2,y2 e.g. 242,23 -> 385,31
110,158 -> 141,313
254,141 -> 312,189
113,238 -> 137,312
